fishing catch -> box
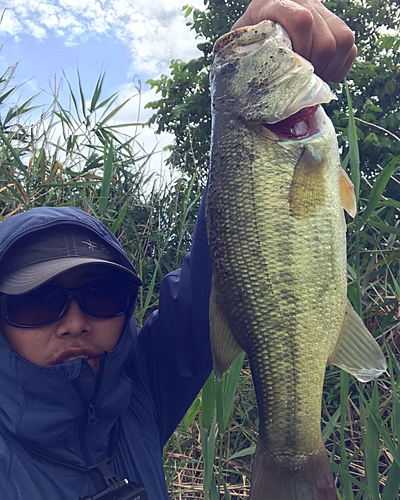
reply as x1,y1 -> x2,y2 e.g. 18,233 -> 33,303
206,21 -> 386,500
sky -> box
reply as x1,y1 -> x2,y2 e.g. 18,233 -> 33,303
0,0 -> 206,181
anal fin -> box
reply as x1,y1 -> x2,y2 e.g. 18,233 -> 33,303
210,272 -> 243,380
328,301 -> 386,382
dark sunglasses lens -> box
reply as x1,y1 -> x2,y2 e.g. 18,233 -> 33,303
80,280 -> 130,317
7,287 -> 67,327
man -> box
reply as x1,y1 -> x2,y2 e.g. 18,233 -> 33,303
0,1 -> 356,498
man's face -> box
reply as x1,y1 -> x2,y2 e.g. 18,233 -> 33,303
1,265 -> 126,375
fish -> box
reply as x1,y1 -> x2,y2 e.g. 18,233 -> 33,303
206,20 -> 387,500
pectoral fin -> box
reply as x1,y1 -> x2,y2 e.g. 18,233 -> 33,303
289,148 -> 326,218
328,301 -> 386,382
210,273 -> 243,380
339,168 -> 357,218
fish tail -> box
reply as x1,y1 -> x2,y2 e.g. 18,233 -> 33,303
249,444 -> 337,500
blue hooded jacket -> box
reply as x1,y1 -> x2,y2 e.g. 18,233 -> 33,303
0,195 -> 213,499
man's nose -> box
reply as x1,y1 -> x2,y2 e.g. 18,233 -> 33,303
55,299 -> 90,337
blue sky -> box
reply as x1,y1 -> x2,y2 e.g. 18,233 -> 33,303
0,0 -> 205,177
1,34 -> 132,102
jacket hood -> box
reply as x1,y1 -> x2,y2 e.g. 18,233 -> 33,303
0,206 -> 136,274
0,207 -> 138,465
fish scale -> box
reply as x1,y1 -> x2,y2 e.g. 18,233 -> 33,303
209,120 -> 339,458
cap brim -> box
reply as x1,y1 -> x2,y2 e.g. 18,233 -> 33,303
0,257 -> 142,295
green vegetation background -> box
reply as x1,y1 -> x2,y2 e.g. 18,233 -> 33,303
0,0 -> 399,498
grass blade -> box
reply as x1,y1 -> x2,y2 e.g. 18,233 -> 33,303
77,70 -> 87,118
322,407 -> 341,444
98,142 -> 114,216
367,216 -> 400,236
226,446 -> 256,461
331,462 -> 369,493
222,352 -> 245,432
97,98 -> 131,127
364,383 -> 380,500
381,463 -> 400,500
215,377 -> 224,436
89,72 -> 105,113
358,387 -> 400,468
356,159 -> 396,229
344,80 -> 360,200
110,201 -> 128,234
0,129 -> 29,176
201,372 -> 215,431
200,415 -> 217,500
184,396 -> 201,432
339,370 -> 354,500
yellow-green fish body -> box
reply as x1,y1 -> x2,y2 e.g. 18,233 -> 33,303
206,21 -> 386,500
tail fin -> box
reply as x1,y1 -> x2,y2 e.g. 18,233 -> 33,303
249,445 -> 337,500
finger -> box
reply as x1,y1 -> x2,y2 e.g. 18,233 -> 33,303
231,0 -> 356,82
263,0 -> 315,61
305,9 -> 338,77
327,45 -> 357,83
312,10 -> 356,81
231,0 -> 263,30
232,0 -> 314,61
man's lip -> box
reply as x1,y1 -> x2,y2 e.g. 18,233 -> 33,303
55,348 -> 99,365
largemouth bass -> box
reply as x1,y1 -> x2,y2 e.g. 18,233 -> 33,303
206,21 -> 386,500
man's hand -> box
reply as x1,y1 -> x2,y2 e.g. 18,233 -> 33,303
232,0 -> 356,83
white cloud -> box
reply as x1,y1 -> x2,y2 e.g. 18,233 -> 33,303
0,9 -> 22,35
0,0 -> 206,183
0,0 -> 205,76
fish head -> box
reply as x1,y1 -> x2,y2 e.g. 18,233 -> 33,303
211,20 -> 336,130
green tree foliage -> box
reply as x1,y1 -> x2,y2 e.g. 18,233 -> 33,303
146,0 -> 250,182
326,0 -> 400,196
146,0 -> 400,198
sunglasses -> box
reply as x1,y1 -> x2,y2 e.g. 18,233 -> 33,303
0,279 -> 136,328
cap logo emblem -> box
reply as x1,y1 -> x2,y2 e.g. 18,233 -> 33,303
81,238 -> 98,251
81,239 -> 111,254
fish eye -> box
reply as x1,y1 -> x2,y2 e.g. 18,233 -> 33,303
222,62 -> 237,73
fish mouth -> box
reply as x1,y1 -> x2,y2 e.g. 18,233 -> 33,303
213,21 -> 336,128
213,26 -> 257,55
263,105 -> 320,140
213,22 -> 291,56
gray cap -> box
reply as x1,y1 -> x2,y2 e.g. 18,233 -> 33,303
0,225 -> 142,295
